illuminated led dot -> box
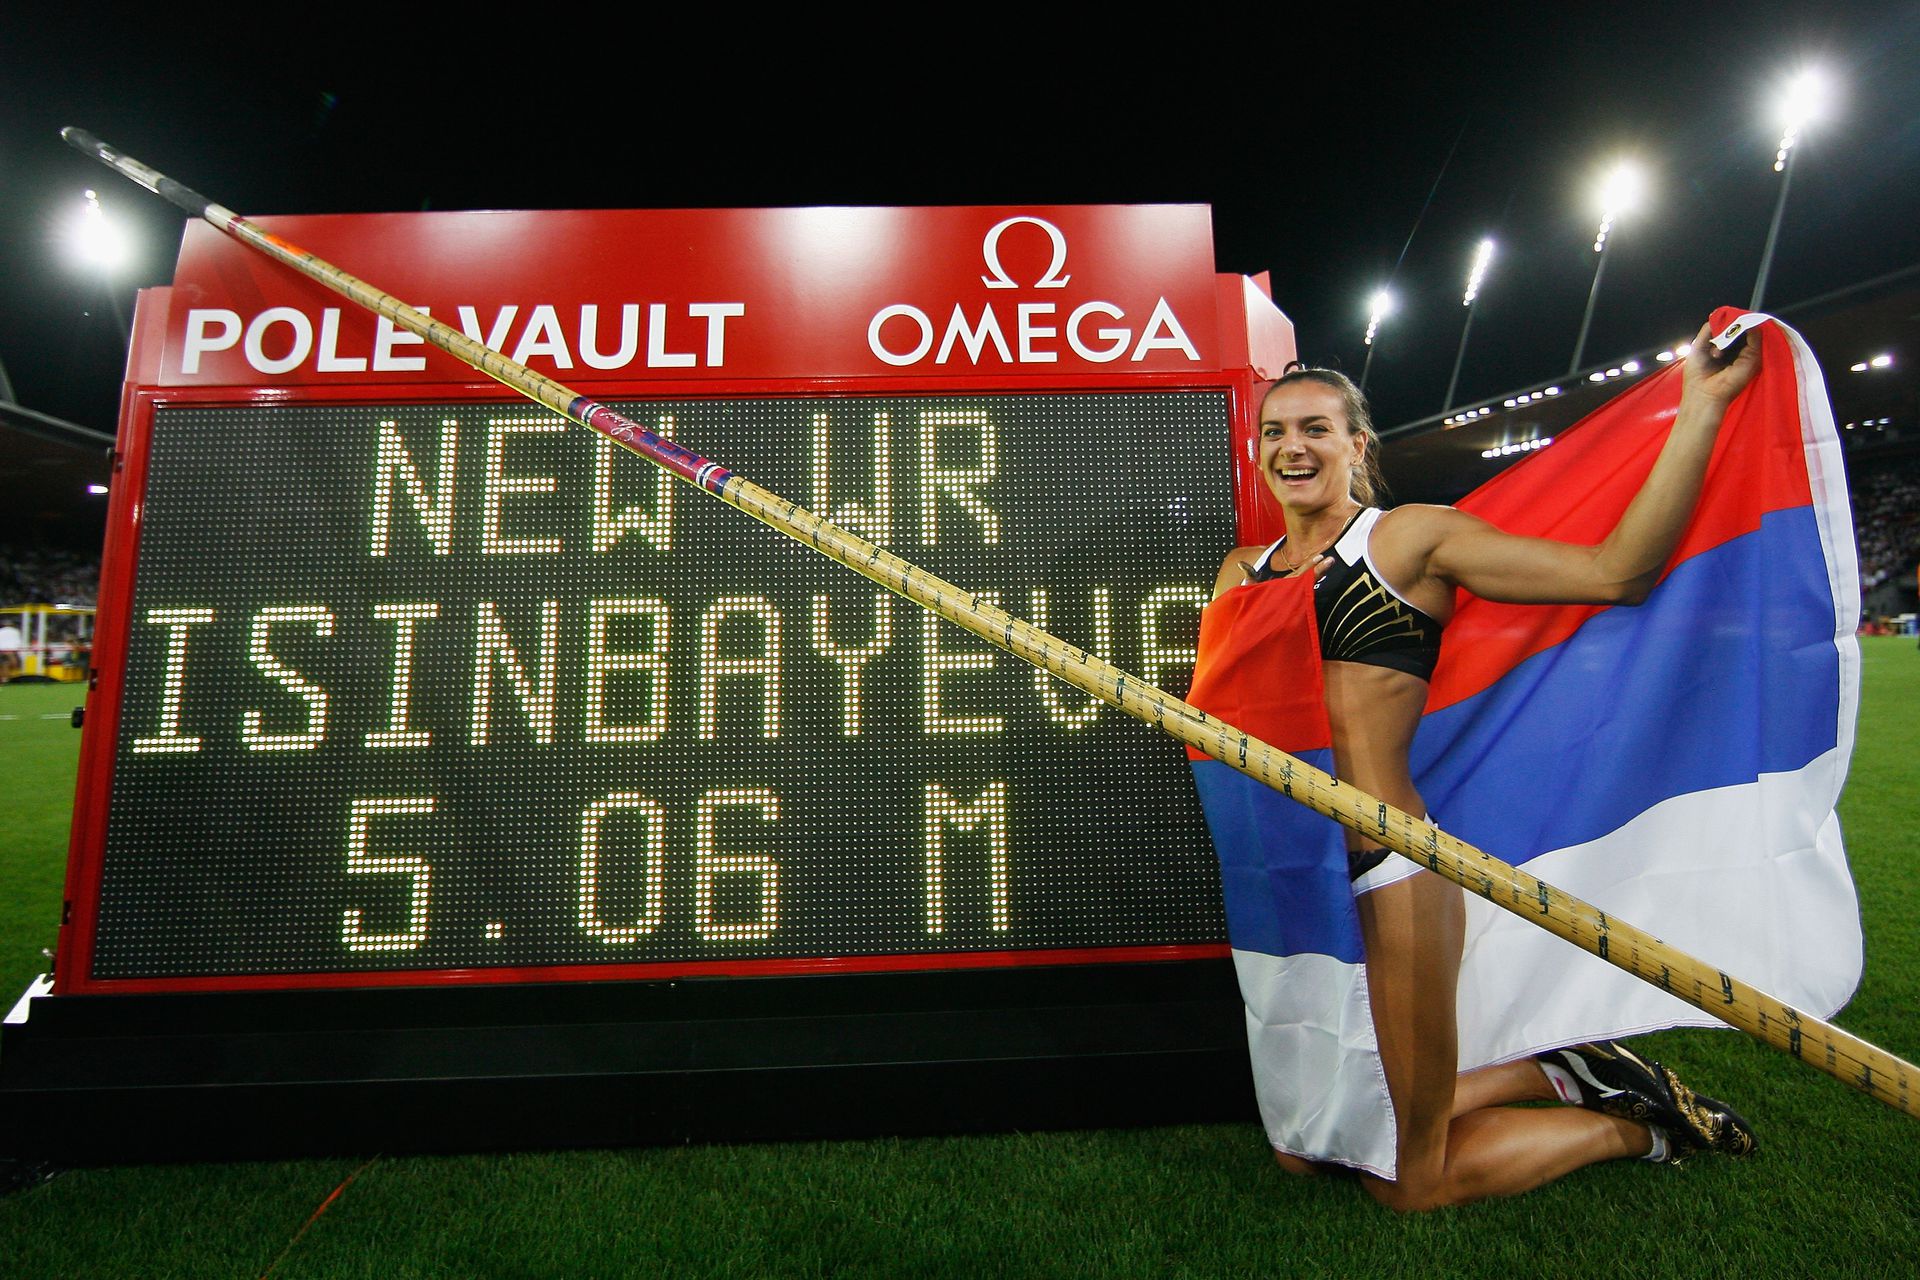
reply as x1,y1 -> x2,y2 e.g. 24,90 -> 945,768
923,781 -> 1010,934
341,797 -> 435,952
811,593 -> 892,736
694,788 -> 781,941
470,599 -> 561,746
697,596 -> 782,739
485,922 -> 505,941
370,418 -> 456,557
131,607 -> 216,754
585,598 -> 670,743
240,605 -> 334,751
480,415 -> 567,555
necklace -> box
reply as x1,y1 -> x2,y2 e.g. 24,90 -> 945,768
1279,504 -> 1360,572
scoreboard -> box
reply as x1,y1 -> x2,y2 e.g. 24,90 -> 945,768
55,204 -> 1295,996
4,204 -> 1301,1164
88,389 -> 1238,981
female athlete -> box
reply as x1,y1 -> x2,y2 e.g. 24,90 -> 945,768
1210,322 -> 1763,1210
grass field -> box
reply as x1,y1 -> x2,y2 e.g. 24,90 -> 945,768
3,640 -> 1918,1278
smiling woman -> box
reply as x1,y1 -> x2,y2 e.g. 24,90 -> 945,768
1257,368 -> 1386,511
1198,331 -> 1769,1211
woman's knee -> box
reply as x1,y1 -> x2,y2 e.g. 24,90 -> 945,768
1361,1171 -> 1452,1213
1273,1150 -> 1321,1177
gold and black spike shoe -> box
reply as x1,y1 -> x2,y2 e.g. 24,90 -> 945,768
1542,1041 -> 1759,1157
1676,1087 -> 1759,1156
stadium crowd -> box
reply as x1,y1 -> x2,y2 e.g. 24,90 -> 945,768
0,544 -> 100,607
1852,459 -> 1920,601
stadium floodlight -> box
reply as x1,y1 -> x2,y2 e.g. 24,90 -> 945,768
1359,287 -> 1394,392
70,189 -> 129,270
1773,68 -> 1829,171
1463,238 -> 1495,306
1753,68 -> 1831,310
66,188 -> 135,344
1363,288 -> 1393,345
1444,238 -> 1497,414
1571,161 -> 1645,376
1591,162 -> 1643,254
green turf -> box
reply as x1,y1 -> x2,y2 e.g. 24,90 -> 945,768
3,643 -> 1918,1278
0,682 -> 85,1001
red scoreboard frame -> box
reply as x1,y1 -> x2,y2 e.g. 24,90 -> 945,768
54,204 -> 1295,997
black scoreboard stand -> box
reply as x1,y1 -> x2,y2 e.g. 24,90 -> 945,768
0,207 -> 1297,1163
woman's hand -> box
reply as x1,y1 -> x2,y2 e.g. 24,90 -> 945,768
1681,319 -> 1763,410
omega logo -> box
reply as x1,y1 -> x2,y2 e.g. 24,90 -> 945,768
979,216 -> 1070,290
867,216 -> 1199,369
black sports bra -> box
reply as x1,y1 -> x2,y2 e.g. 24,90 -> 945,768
1248,508 -> 1444,681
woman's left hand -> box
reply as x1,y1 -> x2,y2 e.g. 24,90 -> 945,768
1681,319 -> 1763,409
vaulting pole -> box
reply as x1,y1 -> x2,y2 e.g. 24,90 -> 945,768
64,127 -> 1916,1119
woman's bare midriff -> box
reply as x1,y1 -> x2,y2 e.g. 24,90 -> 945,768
1321,660 -> 1432,833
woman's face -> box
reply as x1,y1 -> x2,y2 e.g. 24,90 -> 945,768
1258,380 -> 1365,514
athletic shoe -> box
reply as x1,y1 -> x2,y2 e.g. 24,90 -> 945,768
1542,1041 -> 1759,1157
1679,1088 -> 1759,1157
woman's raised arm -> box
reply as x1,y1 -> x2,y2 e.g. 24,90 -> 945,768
1413,319 -> 1762,607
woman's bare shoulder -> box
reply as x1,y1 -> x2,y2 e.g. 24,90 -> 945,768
1213,545 -> 1267,598
1374,503 -> 1489,551
1375,502 -> 1469,529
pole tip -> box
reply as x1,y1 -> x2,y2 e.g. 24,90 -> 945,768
61,127 -> 105,156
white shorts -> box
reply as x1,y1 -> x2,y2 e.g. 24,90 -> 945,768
1351,820 -> 1432,896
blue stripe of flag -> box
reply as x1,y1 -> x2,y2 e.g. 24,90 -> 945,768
1412,505 -> 1840,866
1192,748 -> 1361,962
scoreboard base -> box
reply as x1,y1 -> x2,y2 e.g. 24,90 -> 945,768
0,962 -> 1255,1163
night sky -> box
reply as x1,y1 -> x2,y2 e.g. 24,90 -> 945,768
4,4 -> 1918,437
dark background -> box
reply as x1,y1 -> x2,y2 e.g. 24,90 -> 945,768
4,5 -> 1919,546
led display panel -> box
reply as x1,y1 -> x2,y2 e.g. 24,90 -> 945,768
91,390 -> 1237,981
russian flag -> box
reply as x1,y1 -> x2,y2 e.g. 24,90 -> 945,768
1188,311 -> 1863,1177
